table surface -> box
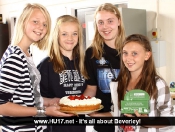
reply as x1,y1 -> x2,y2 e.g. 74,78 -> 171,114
170,92 -> 175,99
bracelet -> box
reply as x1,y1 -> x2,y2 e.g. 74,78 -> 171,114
36,107 -> 46,116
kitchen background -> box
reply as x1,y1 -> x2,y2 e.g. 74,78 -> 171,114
0,0 -> 174,85
0,0 -> 175,131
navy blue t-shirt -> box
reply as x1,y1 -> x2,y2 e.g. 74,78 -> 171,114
37,56 -> 86,132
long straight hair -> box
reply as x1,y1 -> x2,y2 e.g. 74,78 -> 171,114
11,3 -> 51,50
91,3 -> 125,59
48,15 -> 88,79
117,34 -> 161,109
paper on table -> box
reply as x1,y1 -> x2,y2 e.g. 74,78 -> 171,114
110,81 -> 119,132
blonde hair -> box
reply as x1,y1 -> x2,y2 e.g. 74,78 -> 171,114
11,3 -> 51,50
48,15 -> 88,79
91,3 -> 125,59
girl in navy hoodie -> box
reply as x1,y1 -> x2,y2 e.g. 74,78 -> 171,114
38,15 -> 88,132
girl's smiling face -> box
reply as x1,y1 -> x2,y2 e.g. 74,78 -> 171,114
95,10 -> 120,43
122,41 -> 151,75
24,9 -> 48,43
58,22 -> 79,56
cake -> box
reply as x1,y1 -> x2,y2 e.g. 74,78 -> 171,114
59,95 -> 101,111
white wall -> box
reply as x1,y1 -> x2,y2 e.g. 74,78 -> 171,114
128,0 -> 175,87
0,0 -> 174,84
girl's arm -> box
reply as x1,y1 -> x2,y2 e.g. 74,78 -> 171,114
0,102 -> 37,116
83,85 -> 97,97
43,97 -> 60,107
0,102 -> 73,117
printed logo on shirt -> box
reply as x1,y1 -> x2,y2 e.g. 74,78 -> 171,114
96,57 -> 109,65
59,70 -> 85,95
59,70 -> 84,84
97,68 -> 120,93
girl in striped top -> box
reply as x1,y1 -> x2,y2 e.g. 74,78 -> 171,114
0,3 -> 73,132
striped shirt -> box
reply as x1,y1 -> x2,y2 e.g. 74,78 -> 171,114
138,78 -> 174,132
0,45 -> 43,131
